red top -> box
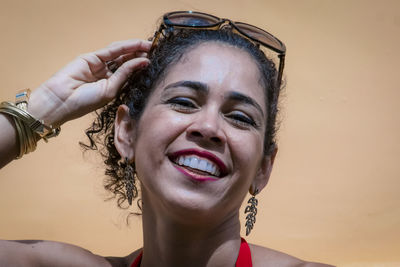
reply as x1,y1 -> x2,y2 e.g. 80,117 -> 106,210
131,237 -> 252,267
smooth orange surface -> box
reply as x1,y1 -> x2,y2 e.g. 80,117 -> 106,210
0,1 -> 399,266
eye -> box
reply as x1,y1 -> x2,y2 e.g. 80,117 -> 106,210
166,97 -> 198,112
226,111 -> 259,129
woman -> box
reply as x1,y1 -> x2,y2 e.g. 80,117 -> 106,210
0,11 -> 332,267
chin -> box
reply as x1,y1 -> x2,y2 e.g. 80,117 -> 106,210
150,185 -> 231,225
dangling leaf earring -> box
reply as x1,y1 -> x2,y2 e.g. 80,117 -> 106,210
244,189 -> 259,236
124,157 -> 135,205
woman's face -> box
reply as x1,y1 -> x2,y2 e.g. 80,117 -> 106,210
121,42 -> 273,223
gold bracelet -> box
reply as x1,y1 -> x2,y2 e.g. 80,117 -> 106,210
0,89 -> 61,158
15,89 -> 36,157
0,102 -> 60,141
12,117 -> 26,158
15,89 -> 61,140
0,103 -> 36,158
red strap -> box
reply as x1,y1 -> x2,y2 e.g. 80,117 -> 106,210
131,238 -> 252,267
236,238 -> 253,267
130,251 -> 142,267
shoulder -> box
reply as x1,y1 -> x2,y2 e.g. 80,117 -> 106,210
0,239 -> 130,267
249,243 -> 335,267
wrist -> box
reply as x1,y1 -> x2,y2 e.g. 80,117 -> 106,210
28,87 -> 62,127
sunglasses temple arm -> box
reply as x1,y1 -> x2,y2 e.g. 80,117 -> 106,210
277,53 -> 285,88
149,25 -> 167,54
150,32 -> 160,53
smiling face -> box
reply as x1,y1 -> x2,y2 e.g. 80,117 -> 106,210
115,42 -> 274,224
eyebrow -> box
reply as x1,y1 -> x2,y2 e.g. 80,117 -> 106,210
226,91 -> 265,118
164,80 -> 209,94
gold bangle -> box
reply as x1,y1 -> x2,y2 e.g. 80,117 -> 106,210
0,101 -> 60,141
12,117 -> 25,158
0,103 -> 38,158
0,89 -> 60,158
15,88 -> 61,140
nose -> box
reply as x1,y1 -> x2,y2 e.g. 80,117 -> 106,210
186,109 -> 226,146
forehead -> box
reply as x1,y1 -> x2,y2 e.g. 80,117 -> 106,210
158,42 -> 266,109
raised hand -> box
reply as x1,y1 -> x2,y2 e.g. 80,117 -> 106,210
28,39 -> 151,127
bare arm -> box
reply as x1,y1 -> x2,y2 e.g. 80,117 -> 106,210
0,114 -> 19,168
0,240 -> 118,267
0,39 -> 151,265
0,39 -> 151,169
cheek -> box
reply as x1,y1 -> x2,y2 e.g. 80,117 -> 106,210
134,109 -> 192,192
139,110 -> 187,143
228,131 -> 264,174
134,109 -> 187,164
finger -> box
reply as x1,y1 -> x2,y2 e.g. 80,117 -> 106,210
112,52 -> 143,68
105,57 -> 150,99
104,54 -> 139,74
107,51 -> 149,73
94,39 -> 152,63
135,51 -> 148,58
78,53 -> 108,79
76,40 -> 151,79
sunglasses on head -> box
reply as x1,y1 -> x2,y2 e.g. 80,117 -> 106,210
151,11 -> 286,87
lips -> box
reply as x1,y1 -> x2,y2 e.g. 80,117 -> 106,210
168,149 -> 228,178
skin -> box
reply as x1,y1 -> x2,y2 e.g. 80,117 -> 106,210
0,39 -> 334,266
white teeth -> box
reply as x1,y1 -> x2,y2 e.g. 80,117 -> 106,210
206,162 -> 213,173
174,155 -> 221,177
211,165 -> 216,175
184,157 -> 191,166
189,157 -> 198,169
199,160 -> 207,170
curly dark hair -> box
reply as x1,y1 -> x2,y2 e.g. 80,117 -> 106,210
81,27 -> 282,209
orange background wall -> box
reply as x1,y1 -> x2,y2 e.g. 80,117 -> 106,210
0,0 -> 399,266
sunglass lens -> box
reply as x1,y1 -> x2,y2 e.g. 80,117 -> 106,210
235,22 -> 285,52
166,12 -> 220,27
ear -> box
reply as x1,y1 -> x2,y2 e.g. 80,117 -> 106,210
249,146 -> 278,195
114,104 -> 136,162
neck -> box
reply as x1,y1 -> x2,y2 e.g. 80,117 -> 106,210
139,190 -> 242,267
